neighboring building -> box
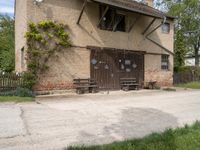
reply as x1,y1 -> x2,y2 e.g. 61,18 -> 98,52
185,55 -> 200,66
15,0 -> 175,91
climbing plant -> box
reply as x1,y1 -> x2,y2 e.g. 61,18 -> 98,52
23,20 -> 71,89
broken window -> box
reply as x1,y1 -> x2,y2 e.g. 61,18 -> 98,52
99,5 -> 126,32
161,54 -> 169,70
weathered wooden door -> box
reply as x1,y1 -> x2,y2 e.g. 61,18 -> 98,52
90,50 -> 118,89
90,49 -> 144,90
117,51 -> 144,84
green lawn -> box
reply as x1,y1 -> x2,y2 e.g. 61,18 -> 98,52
67,121 -> 200,150
0,96 -> 34,103
176,82 -> 200,89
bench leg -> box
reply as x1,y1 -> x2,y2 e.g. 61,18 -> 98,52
122,86 -> 129,91
76,89 -> 84,94
92,87 -> 98,93
88,87 -> 92,93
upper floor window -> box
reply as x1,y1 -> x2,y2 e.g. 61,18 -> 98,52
99,5 -> 126,32
161,54 -> 169,70
161,23 -> 170,34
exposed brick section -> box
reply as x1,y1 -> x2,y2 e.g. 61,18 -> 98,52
34,81 -> 73,91
145,69 -> 173,87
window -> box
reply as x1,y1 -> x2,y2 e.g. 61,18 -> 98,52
161,23 -> 170,34
99,5 -> 126,32
161,54 -> 169,70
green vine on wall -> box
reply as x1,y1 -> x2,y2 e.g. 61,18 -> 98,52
23,20 -> 71,89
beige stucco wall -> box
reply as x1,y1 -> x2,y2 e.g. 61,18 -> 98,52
15,0 -> 28,72
15,0 -> 174,90
34,47 -> 90,91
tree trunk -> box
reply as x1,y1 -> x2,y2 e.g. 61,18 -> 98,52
194,46 -> 199,66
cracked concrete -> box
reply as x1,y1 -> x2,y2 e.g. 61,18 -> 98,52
0,89 -> 200,150
0,104 -> 26,139
19,107 -> 31,136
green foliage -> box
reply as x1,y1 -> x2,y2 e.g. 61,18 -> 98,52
174,66 -> 200,73
66,121 -> 200,150
22,72 -> 37,90
158,0 -> 200,67
174,66 -> 190,73
174,30 -> 187,68
176,82 -> 200,89
0,87 -> 35,97
0,15 -> 15,72
24,20 -> 71,89
0,96 -> 34,103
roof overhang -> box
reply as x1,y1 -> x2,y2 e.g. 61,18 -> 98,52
89,0 -> 175,19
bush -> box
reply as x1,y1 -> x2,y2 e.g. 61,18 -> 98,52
0,87 -> 35,97
174,66 -> 190,73
22,72 -> 37,90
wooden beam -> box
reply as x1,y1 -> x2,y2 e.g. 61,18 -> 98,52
86,45 -> 146,54
77,0 -> 87,25
144,22 -> 174,56
146,37 -> 174,55
128,15 -> 140,32
142,18 -> 156,35
97,6 -> 109,27
113,16 -> 123,31
145,23 -> 162,37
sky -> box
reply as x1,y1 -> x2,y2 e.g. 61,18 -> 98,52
0,0 -> 15,16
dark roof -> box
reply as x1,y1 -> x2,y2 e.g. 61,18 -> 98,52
90,0 -> 175,19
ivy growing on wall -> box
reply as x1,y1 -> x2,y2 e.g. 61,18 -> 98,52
23,20 -> 71,89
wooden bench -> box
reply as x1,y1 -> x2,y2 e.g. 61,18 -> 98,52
120,78 -> 139,91
73,78 -> 98,94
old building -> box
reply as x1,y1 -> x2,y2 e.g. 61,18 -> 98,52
15,0 -> 175,91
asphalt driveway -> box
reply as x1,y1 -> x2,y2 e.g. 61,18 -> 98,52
1,89 -> 200,150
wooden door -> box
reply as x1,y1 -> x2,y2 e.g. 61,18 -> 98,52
90,50 -> 118,89
118,51 -> 144,85
90,49 -> 144,90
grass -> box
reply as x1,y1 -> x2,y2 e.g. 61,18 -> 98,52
176,82 -> 200,89
66,121 -> 200,150
0,96 -> 34,103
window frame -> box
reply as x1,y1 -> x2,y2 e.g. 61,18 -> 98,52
99,5 -> 126,32
161,54 -> 169,70
161,22 -> 170,34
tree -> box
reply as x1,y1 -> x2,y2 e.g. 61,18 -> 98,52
156,0 -> 200,66
0,14 -> 15,72
174,30 -> 187,67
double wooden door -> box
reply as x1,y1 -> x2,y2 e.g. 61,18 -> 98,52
90,49 -> 144,90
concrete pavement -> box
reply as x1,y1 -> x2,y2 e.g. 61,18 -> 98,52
0,89 -> 200,150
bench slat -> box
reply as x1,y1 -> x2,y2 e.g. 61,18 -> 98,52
73,78 -> 98,94
122,84 -> 139,86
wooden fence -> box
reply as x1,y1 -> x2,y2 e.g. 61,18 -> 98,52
0,73 -> 23,91
174,70 -> 200,85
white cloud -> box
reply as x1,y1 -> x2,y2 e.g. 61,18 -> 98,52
0,7 -> 14,14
